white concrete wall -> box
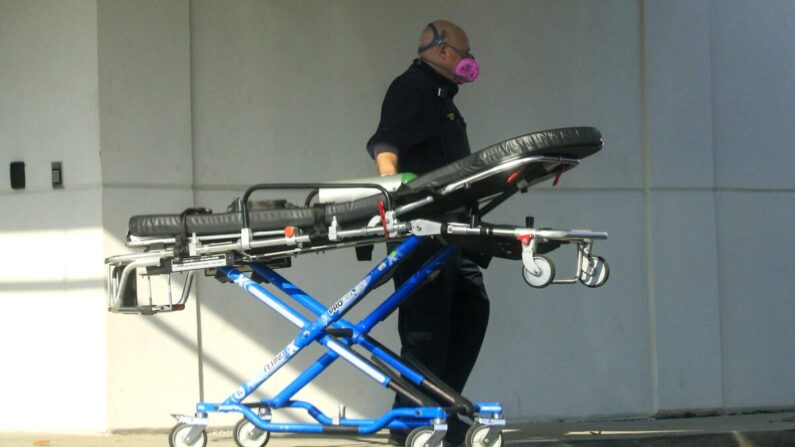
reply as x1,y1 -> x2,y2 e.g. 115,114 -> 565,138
0,0 -> 106,433
186,0 -> 795,423
642,0 -> 795,415
644,0 -> 723,413
709,0 -> 795,410
96,0 -> 198,431
189,0 -> 651,422
1,0 -> 793,434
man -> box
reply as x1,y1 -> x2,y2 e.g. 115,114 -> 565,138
366,20 -> 489,446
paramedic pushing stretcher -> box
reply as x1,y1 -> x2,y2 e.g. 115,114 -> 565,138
366,20 -> 488,446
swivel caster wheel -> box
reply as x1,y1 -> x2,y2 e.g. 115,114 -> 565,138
466,424 -> 504,447
579,255 -> 609,288
405,427 -> 444,447
522,256 -> 555,288
169,423 -> 207,447
234,418 -> 270,447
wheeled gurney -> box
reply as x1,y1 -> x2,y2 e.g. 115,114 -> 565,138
105,127 -> 610,447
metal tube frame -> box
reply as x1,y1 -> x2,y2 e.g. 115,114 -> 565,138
251,250 -> 503,420
186,236 -> 479,435
105,217 -> 608,314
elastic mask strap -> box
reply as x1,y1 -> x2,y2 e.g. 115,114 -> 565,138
418,22 -> 445,53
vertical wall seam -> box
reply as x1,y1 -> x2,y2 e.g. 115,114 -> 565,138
95,0 -> 111,432
706,0 -> 726,411
96,1 -> 104,188
187,0 -> 205,403
639,0 -> 660,415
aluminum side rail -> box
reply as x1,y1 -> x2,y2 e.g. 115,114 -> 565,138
439,155 -> 579,195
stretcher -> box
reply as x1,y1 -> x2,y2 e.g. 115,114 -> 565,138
105,127 -> 609,447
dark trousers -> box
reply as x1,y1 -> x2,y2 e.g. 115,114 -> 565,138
390,239 -> 490,443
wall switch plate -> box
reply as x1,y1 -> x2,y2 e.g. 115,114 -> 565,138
51,161 -> 63,188
10,161 -> 25,189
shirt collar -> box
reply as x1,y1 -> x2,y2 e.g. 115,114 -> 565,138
413,58 -> 459,98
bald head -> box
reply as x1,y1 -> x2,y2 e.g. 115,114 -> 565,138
416,20 -> 474,83
418,20 -> 469,52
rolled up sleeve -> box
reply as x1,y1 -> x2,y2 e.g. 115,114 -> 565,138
366,77 -> 426,159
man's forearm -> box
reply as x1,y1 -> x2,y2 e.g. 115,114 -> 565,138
375,151 -> 399,176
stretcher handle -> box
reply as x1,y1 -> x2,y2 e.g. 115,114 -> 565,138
241,182 -> 393,229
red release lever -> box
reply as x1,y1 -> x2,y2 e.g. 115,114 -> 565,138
553,167 -> 564,186
517,234 -> 534,245
377,200 -> 390,238
507,167 -> 526,184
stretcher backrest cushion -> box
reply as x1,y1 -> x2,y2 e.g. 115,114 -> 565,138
406,127 -> 602,191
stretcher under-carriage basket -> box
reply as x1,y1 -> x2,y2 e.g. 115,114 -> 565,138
105,127 -> 609,447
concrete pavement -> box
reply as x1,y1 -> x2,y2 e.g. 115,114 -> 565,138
1,411 -> 794,447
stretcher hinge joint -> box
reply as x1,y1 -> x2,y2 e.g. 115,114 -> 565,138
240,228 -> 253,250
410,219 -> 442,236
328,216 -> 340,241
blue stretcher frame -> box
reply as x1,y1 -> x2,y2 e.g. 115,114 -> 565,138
192,235 -> 502,435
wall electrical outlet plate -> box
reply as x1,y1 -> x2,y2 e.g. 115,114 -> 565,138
51,161 -> 63,188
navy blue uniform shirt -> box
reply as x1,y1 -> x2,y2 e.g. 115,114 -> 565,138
367,59 -> 471,175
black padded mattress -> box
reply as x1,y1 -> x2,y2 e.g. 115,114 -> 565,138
128,127 -> 602,238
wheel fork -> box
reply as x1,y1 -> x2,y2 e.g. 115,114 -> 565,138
172,413 -> 208,445
475,414 -> 506,447
518,234 -> 541,275
425,418 -> 448,447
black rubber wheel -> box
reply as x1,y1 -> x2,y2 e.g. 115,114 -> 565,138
465,423 -> 504,447
405,427 -> 444,447
169,423 -> 208,447
580,255 -> 609,288
233,418 -> 270,447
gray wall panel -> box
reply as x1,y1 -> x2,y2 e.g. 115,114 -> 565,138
190,0 -> 642,189
650,191 -> 722,412
103,187 -> 200,430
471,190 -> 651,419
716,192 -> 795,408
0,0 -> 106,432
645,0 -> 714,189
710,1 -> 795,189
0,0 -> 101,191
98,0 -> 192,187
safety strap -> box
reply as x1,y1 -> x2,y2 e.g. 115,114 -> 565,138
175,207 -> 212,257
310,204 -> 327,239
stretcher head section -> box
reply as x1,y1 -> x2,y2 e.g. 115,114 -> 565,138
404,126 -> 601,191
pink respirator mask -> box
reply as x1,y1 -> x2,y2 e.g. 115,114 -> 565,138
418,22 -> 480,85
450,51 -> 479,84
